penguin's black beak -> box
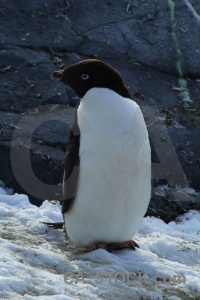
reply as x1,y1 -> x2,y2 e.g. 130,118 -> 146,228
51,70 -> 64,80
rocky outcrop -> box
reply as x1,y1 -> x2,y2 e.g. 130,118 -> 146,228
0,0 -> 199,217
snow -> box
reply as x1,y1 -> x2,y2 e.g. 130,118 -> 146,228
0,186 -> 200,299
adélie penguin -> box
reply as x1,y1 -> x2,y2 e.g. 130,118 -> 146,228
51,59 -> 151,252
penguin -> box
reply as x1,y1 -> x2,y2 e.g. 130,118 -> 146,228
52,59 -> 151,252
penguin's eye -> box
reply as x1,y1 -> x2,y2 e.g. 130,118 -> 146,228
81,74 -> 89,80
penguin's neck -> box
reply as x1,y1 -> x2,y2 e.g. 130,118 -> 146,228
77,87 -> 138,136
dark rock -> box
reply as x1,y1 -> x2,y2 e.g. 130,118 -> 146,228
0,0 -> 199,220
146,186 -> 200,223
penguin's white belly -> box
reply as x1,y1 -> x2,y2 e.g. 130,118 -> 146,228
64,88 -> 151,246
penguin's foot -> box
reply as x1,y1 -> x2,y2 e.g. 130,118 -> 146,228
85,240 -> 139,252
104,240 -> 139,252
85,244 -> 108,252
85,245 -> 99,252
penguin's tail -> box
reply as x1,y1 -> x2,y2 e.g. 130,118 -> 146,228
42,221 -> 64,229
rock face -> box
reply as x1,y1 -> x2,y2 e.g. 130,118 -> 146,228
0,0 -> 200,216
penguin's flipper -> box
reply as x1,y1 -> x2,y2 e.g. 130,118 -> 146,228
62,104 -> 80,215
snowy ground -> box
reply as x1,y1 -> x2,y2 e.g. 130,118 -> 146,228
0,186 -> 200,300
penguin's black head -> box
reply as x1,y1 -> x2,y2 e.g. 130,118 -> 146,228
52,59 -> 131,99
